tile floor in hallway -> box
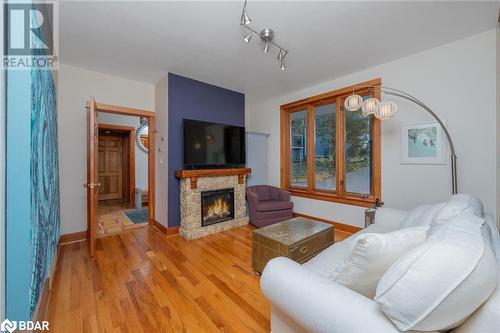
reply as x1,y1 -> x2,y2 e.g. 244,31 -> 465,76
97,199 -> 147,237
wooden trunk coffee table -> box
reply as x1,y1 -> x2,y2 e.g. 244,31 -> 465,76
252,217 -> 335,274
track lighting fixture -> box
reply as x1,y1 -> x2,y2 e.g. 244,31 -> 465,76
263,42 -> 269,53
277,49 -> 284,61
241,12 -> 251,25
239,0 -> 289,70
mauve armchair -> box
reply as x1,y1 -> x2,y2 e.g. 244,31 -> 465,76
246,185 -> 293,228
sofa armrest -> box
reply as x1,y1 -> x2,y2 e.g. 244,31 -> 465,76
261,257 -> 400,333
374,207 -> 409,230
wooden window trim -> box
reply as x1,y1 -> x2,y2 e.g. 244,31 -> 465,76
280,79 -> 381,208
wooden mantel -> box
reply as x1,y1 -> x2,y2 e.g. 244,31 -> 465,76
175,168 -> 251,189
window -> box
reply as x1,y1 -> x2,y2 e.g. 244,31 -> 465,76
290,109 -> 308,188
280,79 -> 381,207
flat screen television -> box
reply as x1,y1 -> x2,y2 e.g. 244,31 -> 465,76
183,119 -> 246,169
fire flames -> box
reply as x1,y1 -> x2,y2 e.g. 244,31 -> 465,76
205,198 -> 230,221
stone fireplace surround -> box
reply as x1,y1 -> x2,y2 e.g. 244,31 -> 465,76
175,168 -> 251,240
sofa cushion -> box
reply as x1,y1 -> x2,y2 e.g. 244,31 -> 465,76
331,226 -> 429,298
304,224 -> 392,280
400,203 -> 446,229
452,266 -> 500,333
375,214 -> 498,332
434,194 -> 483,224
453,213 -> 500,333
256,200 -> 293,212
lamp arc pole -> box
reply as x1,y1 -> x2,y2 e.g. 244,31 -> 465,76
379,86 -> 458,195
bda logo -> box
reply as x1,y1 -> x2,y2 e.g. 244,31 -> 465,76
0,319 -> 17,333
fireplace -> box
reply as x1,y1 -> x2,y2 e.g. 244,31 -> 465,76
201,188 -> 235,227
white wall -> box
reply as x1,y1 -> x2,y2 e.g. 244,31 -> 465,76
0,2 -> 5,320
497,22 -> 500,228
57,63 -> 154,234
97,113 -> 148,190
246,29 -> 497,228
154,75 -> 168,226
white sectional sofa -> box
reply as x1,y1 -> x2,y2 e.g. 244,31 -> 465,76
261,195 -> 500,333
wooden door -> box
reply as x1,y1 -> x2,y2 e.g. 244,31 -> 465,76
86,98 -> 99,257
98,136 -> 123,200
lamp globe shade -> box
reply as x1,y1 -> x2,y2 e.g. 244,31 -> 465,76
375,101 -> 398,119
344,94 -> 363,111
361,97 -> 380,117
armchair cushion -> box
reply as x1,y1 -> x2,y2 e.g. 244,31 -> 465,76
256,200 -> 293,212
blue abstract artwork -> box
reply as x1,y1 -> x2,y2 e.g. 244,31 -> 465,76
29,67 -> 60,315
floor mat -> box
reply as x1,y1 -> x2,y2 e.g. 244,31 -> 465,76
124,207 -> 149,224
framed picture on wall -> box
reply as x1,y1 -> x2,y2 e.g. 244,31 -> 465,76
401,121 -> 447,164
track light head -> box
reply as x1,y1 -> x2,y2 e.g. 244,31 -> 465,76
280,61 -> 285,70
277,49 -> 287,61
263,42 -> 269,53
241,12 -> 251,25
244,34 -> 252,43
277,50 -> 284,61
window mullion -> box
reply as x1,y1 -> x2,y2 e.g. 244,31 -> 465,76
306,105 -> 315,191
372,86 -> 382,201
336,97 -> 345,197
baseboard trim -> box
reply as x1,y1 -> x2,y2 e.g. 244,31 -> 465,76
292,212 -> 362,234
59,230 -> 87,245
153,219 -> 179,236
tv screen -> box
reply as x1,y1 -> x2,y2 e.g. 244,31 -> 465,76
183,119 -> 246,168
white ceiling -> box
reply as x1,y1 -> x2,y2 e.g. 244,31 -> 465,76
60,1 -> 499,101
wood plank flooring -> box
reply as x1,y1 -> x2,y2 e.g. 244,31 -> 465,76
46,225 -> 351,333
97,199 -> 147,237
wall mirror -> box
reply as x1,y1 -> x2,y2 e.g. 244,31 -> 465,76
136,120 -> 149,153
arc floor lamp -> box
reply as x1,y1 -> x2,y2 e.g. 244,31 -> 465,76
345,86 -> 458,195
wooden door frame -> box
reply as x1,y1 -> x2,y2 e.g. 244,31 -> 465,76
86,98 -> 98,257
98,123 -> 136,206
86,99 -> 156,246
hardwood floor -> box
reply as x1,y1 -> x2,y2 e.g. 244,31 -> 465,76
46,225 -> 352,333
97,199 -> 147,237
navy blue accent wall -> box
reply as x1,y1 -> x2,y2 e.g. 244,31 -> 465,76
168,73 -> 245,227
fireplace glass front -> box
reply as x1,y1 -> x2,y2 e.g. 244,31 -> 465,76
201,188 -> 235,227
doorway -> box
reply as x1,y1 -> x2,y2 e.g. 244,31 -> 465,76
85,98 -> 155,257
96,123 -> 142,237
